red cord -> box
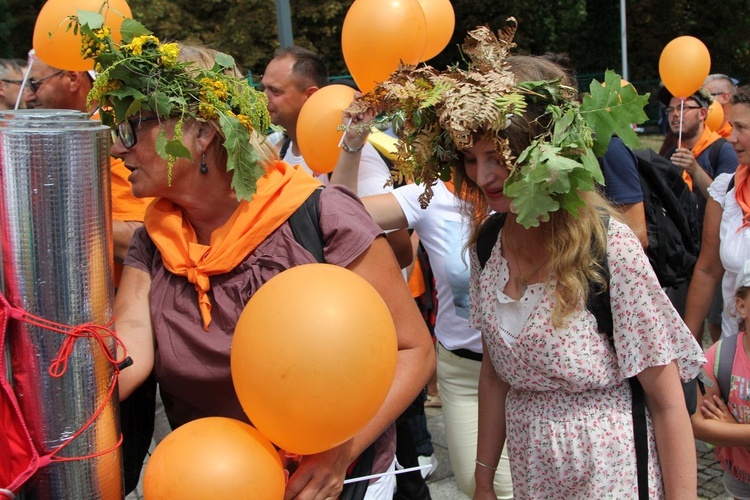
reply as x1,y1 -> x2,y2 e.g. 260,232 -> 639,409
1,292 -> 127,462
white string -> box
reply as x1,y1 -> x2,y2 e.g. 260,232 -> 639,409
15,50 -> 35,111
342,463 -> 432,485
677,98 -> 684,148
337,116 -> 353,148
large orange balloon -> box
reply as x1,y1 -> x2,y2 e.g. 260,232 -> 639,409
705,100 -> 724,131
342,0 -> 427,93
417,0 -> 455,61
33,0 -> 132,71
143,417 -> 285,500
296,84 -> 356,174
658,36 -> 711,98
231,264 -> 398,456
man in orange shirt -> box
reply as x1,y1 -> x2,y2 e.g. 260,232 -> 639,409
703,74 -> 738,138
23,58 -> 153,280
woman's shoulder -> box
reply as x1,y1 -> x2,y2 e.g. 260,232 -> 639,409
708,172 -> 735,203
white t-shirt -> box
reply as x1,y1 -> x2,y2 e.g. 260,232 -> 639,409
708,173 -> 750,337
282,139 -> 393,197
392,181 -> 482,353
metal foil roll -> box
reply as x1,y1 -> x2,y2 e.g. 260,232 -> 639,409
0,110 -> 123,499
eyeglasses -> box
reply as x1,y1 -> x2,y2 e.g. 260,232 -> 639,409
111,116 -> 159,148
0,79 -> 23,86
665,106 -> 702,115
26,70 -> 64,93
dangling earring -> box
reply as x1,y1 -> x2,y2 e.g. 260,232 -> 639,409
200,153 -> 208,175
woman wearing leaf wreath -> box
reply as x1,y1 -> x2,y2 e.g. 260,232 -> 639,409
78,16 -> 434,500
343,22 -> 705,498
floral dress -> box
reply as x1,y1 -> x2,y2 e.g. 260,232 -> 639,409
469,219 -> 705,499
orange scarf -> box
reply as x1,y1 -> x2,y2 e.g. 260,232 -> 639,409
735,165 -> 750,231
145,161 -> 322,330
682,127 -> 723,190
717,122 -> 733,139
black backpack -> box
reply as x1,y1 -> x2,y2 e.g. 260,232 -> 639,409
632,148 -> 701,288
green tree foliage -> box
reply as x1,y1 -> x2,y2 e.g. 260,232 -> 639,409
3,0 -> 749,92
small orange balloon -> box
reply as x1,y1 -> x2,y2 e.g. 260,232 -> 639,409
658,36 -> 711,98
417,0 -> 455,61
33,0 -> 132,71
296,84 -> 356,174
705,100 -> 724,131
231,264 -> 398,456
143,417 -> 285,500
342,0 -> 427,93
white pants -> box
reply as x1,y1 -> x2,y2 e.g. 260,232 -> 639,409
437,343 -> 513,499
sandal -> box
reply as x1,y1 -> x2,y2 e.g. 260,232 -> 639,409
425,394 -> 442,408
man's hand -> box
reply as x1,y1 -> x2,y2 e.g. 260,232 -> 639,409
670,147 -> 699,176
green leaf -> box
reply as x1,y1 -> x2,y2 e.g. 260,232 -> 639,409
119,19 -> 152,44
155,131 -> 168,160
165,139 -> 192,159
214,52 -> 235,69
151,92 -> 173,118
112,96 -> 134,123
580,70 -> 650,156
77,10 -> 104,30
219,114 -> 264,200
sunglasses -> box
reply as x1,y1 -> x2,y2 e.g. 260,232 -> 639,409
111,116 -> 160,148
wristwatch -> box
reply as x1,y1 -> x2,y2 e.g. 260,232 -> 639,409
341,140 -> 364,153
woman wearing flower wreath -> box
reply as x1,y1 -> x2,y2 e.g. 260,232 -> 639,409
343,22 -> 705,498
77,17 -> 434,500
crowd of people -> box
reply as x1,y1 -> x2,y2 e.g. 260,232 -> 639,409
6,9 -> 750,500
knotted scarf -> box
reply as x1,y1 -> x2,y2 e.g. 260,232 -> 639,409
682,126 -> 723,190
734,164 -> 750,232
145,161 -> 322,330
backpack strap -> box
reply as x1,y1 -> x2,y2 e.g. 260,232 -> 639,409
288,187 -> 325,263
477,213 -> 508,269
727,174 -> 736,194
715,335 -> 739,403
708,137 -> 727,172
279,136 -> 292,160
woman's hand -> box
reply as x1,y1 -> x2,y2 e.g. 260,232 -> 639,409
283,440 -> 356,500
701,394 -> 737,424
341,95 -> 377,152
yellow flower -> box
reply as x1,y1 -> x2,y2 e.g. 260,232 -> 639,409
198,102 -> 218,120
237,114 -> 254,132
157,43 -> 180,68
123,35 -> 160,55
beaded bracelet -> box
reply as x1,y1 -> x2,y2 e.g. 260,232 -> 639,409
341,140 -> 364,153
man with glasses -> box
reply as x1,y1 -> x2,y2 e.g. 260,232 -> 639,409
703,74 -> 738,138
0,59 -> 26,110
658,87 -> 738,321
24,58 -> 153,282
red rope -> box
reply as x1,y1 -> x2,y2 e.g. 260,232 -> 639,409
0,292 -> 127,462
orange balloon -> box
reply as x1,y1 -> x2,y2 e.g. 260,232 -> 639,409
296,84 -> 356,174
658,36 -> 711,98
417,0 -> 455,61
143,417 -> 285,500
342,0 -> 427,93
705,100 -> 724,131
231,264 -> 398,456
33,0 -> 132,71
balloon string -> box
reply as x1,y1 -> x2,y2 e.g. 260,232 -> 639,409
342,464 -> 432,484
677,98 -> 684,148
338,116 -> 353,148
15,51 -> 35,110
